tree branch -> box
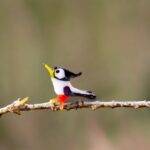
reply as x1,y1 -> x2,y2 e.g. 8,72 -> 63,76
0,97 -> 150,117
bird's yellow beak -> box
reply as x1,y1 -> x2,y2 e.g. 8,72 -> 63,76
44,64 -> 54,78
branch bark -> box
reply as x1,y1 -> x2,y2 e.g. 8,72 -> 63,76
0,97 -> 150,117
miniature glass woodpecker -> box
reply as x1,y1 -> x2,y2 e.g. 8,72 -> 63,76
44,64 -> 96,110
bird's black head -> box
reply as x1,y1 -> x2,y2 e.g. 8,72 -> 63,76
54,67 -> 82,81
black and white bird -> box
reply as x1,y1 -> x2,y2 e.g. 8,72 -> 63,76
44,64 -> 96,109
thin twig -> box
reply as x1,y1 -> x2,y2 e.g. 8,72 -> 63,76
0,97 -> 150,117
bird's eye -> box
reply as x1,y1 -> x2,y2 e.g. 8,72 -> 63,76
56,70 -> 60,73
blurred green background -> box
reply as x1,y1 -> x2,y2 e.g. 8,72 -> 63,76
0,0 -> 150,150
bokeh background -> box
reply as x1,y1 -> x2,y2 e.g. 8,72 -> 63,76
0,0 -> 150,150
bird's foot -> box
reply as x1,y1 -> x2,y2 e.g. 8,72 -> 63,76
50,98 -> 59,104
49,98 -> 65,110
50,98 -> 59,107
49,98 -> 59,110
59,104 -> 64,110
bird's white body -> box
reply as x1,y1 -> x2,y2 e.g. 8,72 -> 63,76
51,78 -> 70,94
51,78 -> 90,96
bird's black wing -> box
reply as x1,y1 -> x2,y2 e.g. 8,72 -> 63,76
64,86 -> 75,96
64,86 -> 96,99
